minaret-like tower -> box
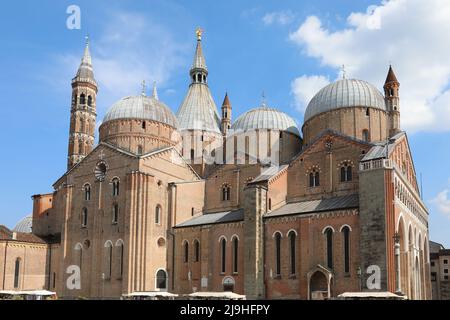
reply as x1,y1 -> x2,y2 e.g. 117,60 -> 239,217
384,65 -> 400,136
67,37 -> 98,170
221,93 -> 232,135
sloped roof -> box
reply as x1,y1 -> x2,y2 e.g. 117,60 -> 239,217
175,209 -> 244,228
251,165 -> 288,183
0,225 -> 47,244
265,194 -> 359,218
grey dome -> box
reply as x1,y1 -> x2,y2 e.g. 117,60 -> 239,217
304,79 -> 386,122
231,104 -> 300,136
13,215 -> 32,233
103,95 -> 178,128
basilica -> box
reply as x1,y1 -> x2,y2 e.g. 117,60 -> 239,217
0,30 -> 431,299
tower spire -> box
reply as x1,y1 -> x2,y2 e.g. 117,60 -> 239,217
383,65 -> 400,136
190,28 -> 208,84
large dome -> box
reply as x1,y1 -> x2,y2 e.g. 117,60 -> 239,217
13,215 -> 32,233
103,95 -> 178,128
304,79 -> 386,122
231,104 -> 300,136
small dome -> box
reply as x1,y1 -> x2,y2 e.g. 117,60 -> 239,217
13,215 -> 32,233
103,95 -> 178,128
304,79 -> 386,122
231,104 -> 300,136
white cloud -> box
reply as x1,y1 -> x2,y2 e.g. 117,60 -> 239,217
289,0 -> 450,132
263,11 -> 294,26
431,190 -> 450,218
291,75 -> 330,113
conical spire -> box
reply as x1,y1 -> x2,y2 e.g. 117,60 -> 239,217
191,28 -> 207,72
152,81 -> 159,100
384,65 -> 399,85
222,92 -> 230,107
73,36 -> 96,84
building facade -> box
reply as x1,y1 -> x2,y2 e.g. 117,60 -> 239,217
0,30 -> 431,299
430,241 -> 450,299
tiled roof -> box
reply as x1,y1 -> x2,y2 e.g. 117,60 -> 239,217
0,225 -> 47,244
362,131 -> 405,161
265,194 -> 359,218
175,209 -> 244,228
251,165 -> 288,183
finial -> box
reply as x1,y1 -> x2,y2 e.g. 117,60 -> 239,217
261,91 -> 267,107
141,80 -> 147,96
152,81 -> 159,100
341,64 -> 346,79
196,27 -> 203,41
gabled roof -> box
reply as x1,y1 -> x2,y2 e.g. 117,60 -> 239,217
175,209 -> 244,228
0,225 -> 47,244
250,165 -> 288,184
265,194 -> 359,218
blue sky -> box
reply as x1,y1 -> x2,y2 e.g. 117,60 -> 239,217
1,0 -> 450,246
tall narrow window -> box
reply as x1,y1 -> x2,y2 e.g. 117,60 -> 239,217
155,205 -> 161,224
52,272 -> 56,288
142,121 -> 146,129
137,145 -> 143,155
84,184 -> 91,201
309,169 -> 320,187
289,231 -> 296,275
81,208 -> 88,227
105,242 -> 113,280
112,178 -> 120,196
365,108 -> 370,116
194,240 -> 200,262
325,228 -> 334,269
342,226 -> 351,273
275,232 -> 281,276
220,238 -> 227,273
87,95 -> 92,107
14,258 -> 20,288
362,129 -> 370,142
232,237 -> 239,273
222,185 -> 231,201
340,162 -> 353,182
156,270 -> 167,289
112,204 -> 119,224
119,243 -> 124,278
80,93 -> 86,105
183,241 -> 189,263
190,149 -> 195,160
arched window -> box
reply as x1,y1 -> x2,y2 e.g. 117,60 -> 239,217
220,238 -> 227,273
74,243 -> 83,270
81,208 -> 88,227
155,205 -> 161,224
275,232 -> 282,276
112,178 -> 120,196
325,228 -> 334,269
340,162 -> 353,182
104,242 -> 113,280
342,226 -> 351,273
222,184 -> 231,201
232,237 -> 239,273
309,169 -> 320,187
14,258 -> 20,288
289,231 -> 296,275
194,240 -> 200,262
156,270 -> 168,289
142,121 -> 146,130
183,241 -> 189,263
80,93 -> 86,105
87,95 -> 92,106
362,129 -> 370,142
84,184 -> 91,201
137,145 -> 143,155
116,241 -> 124,279
112,204 -> 119,224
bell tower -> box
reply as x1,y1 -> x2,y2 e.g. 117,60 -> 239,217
384,65 -> 400,136
221,92 -> 232,135
67,37 -> 98,170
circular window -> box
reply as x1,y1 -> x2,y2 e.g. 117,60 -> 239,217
83,239 -> 91,248
95,162 -> 107,181
157,237 -> 166,247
